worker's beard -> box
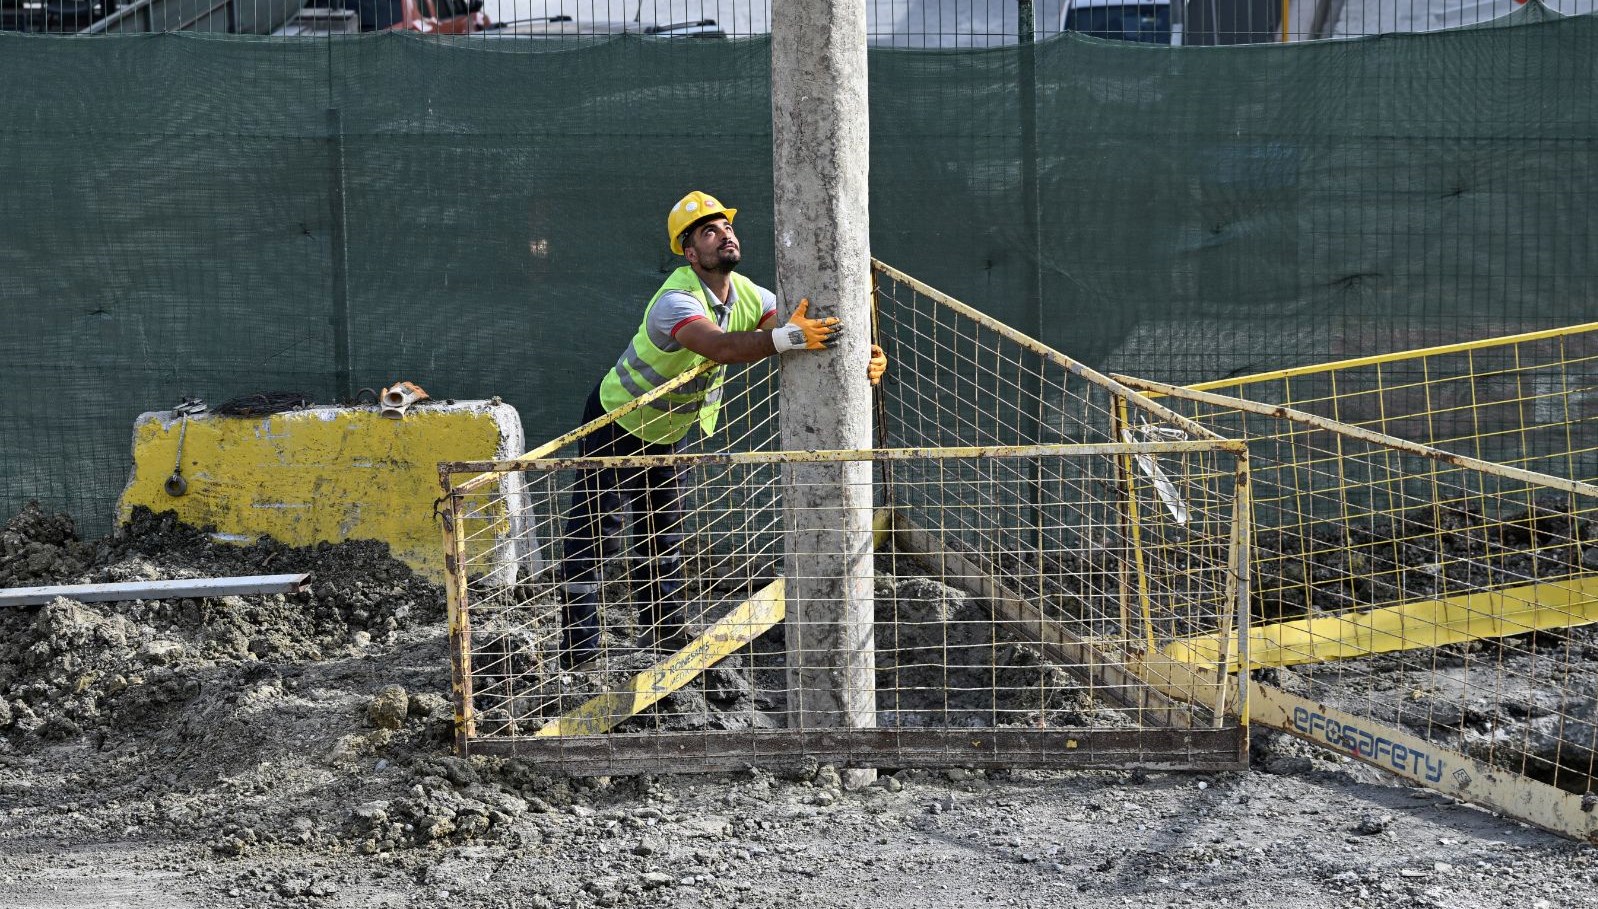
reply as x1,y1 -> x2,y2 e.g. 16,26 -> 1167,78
705,245 -> 741,274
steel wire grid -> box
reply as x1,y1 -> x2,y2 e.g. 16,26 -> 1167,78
436,258 -> 1250,774
441,443 -> 1248,774
33,0 -> 1598,42
1118,373 -> 1598,841
1175,323 -> 1598,485
869,260 -> 1220,452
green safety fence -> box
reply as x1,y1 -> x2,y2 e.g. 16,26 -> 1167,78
1,4 -> 1593,534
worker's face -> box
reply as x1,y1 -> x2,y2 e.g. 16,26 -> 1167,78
684,217 -> 740,274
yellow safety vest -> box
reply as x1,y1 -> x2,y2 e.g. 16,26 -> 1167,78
599,267 -> 767,444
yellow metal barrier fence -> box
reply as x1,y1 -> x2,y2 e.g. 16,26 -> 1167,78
434,260 -> 1256,775
1119,373 -> 1598,842
439,443 -> 1248,775
1182,322 -> 1598,483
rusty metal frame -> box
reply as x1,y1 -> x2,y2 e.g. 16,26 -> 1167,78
1219,450 -> 1252,723
441,440 -> 1243,479
461,727 -> 1247,774
447,358 -> 719,498
438,490 -> 476,754
1179,321 -> 1598,396
440,441 -> 1250,774
1116,373 -> 1598,843
438,260 -> 1262,780
1114,375 -> 1598,501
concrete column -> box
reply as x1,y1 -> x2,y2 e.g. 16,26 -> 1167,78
770,0 -> 877,778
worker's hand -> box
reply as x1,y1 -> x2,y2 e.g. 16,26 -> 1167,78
770,298 -> 842,352
867,344 -> 887,386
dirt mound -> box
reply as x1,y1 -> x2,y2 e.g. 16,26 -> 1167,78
0,505 -> 443,749
0,502 -> 97,588
0,504 -> 510,866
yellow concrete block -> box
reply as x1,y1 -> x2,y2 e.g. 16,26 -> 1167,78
116,402 -> 529,583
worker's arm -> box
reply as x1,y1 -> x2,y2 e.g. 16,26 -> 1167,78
674,319 -> 779,364
676,298 -> 841,365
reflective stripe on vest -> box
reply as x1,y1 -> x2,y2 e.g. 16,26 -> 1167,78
614,342 -> 670,394
599,267 -> 766,445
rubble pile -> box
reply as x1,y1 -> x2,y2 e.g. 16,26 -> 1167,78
0,504 -> 444,750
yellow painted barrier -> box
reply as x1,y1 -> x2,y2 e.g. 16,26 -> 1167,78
1165,575 -> 1598,671
117,402 -> 528,583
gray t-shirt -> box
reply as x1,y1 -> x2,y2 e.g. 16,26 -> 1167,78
646,278 -> 777,352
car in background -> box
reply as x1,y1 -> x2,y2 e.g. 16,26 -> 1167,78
1060,0 -> 1282,44
1060,0 -> 1173,43
2,0 -> 108,31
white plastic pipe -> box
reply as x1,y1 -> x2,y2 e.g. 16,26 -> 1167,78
380,383 -> 426,419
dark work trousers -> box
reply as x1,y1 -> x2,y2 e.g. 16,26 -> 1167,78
559,383 -> 687,664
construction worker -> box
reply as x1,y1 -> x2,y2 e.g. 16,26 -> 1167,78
559,190 -> 888,669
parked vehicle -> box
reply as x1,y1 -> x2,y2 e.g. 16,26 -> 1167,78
1060,0 -> 1173,42
2,0 -> 111,31
1060,0 -> 1283,44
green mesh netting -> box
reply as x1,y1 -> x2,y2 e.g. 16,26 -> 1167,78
1,8 -> 1593,533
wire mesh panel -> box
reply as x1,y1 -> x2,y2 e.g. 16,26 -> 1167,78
868,259 -> 1258,722
21,0 -> 1596,41
879,442 -> 1251,732
431,258 -> 1250,774
1174,322 -> 1598,484
638,257 -> 1231,460
871,259 -> 1223,451
440,443 -> 1247,775
1120,375 -> 1598,841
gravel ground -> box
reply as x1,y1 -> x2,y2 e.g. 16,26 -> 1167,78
2,503 -> 1595,909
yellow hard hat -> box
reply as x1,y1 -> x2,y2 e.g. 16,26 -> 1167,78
667,191 -> 737,255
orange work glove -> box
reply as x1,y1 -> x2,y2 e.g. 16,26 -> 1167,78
770,298 -> 843,352
867,343 -> 887,385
